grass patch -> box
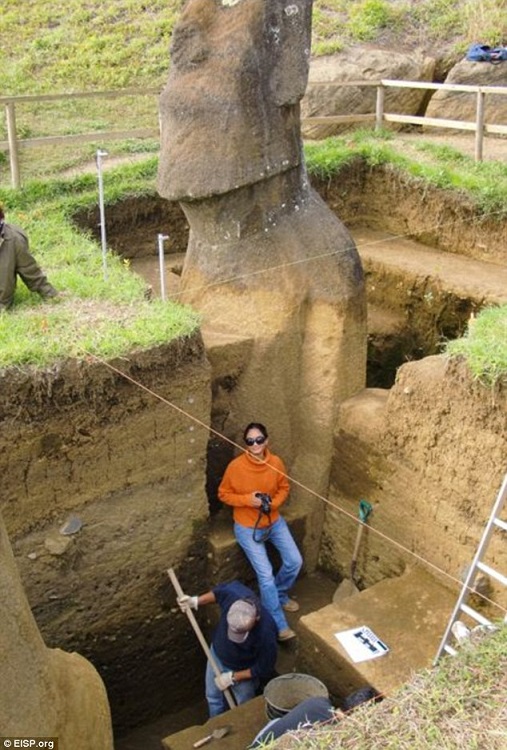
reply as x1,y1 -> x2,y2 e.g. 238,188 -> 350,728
0,160 -> 199,368
305,130 -> 507,217
445,306 -> 507,386
265,624 -> 507,750
348,0 -> 402,42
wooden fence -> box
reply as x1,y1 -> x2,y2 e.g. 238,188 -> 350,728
1,80 -> 507,188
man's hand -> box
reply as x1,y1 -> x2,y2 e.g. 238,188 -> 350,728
177,594 -> 199,612
214,671 -> 235,691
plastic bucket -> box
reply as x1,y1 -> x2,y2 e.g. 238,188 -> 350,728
263,673 -> 329,719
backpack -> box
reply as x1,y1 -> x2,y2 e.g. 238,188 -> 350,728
466,43 -> 507,64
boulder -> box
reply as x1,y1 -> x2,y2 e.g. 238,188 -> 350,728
425,58 -> 507,131
302,48 -> 436,138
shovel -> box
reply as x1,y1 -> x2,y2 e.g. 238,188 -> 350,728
193,726 -> 231,748
333,499 -> 373,602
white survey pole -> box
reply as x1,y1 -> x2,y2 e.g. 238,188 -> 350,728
96,149 -> 109,280
157,233 -> 169,301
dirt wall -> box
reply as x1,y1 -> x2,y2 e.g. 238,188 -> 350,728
314,162 -> 507,265
0,335 -> 214,732
75,161 -> 507,268
321,356 -> 507,616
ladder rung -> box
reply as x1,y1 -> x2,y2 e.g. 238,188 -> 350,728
443,643 -> 458,657
460,603 -> 492,626
476,561 -> 507,586
435,473 -> 507,666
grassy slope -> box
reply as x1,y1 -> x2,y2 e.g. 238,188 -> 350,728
2,0 -> 507,179
269,625 -> 507,750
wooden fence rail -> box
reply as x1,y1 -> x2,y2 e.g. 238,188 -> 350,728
1,80 -> 507,188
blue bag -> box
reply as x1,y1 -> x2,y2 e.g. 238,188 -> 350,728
466,43 -> 507,63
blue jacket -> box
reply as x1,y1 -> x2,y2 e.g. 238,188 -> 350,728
211,581 -> 277,683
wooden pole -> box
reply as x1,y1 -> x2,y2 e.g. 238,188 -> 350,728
475,90 -> 485,162
167,567 -> 236,710
6,102 -> 20,189
375,84 -> 385,132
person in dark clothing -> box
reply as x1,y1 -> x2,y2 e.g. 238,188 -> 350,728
249,686 -> 382,747
0,206 -> 59,310
177,580 -> 278,717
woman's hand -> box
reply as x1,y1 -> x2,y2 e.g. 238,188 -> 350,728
250,492 -> 262,508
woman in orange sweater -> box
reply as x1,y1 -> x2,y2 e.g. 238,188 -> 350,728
218,422 -> 302,641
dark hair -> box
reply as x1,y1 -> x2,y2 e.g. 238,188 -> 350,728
0,206 -> 4,221
243,422 -> 268,442
341,686 -> 382,712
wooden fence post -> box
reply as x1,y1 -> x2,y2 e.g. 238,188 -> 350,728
475,89 -> 485,163
375,84 -> 385,132
5,102 -> 21,189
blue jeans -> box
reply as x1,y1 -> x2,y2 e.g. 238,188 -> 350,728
234,517 -> 302,632
205,646 -> 259,717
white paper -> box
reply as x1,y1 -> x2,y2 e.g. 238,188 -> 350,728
334,625 -> 389,663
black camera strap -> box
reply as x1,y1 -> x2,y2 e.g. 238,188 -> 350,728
252,508 -> 272,543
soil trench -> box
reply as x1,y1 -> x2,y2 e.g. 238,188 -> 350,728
3,155 -> 505,748
115,573 -> 337,750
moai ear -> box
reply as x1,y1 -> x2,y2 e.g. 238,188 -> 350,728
267,1 -> 313,106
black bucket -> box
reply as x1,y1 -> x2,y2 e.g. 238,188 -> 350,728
263,673 -> 329,719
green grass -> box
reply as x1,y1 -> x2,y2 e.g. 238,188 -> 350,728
445,307 -> 507,386
0,159 -> 200,368
306,130 -> 507,217
348,0 -> 402,42
258,624 -> 507,749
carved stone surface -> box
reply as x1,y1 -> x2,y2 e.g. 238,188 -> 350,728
159,0 -> 313,200
158,0 -> 367,566
0,511 -> 113,747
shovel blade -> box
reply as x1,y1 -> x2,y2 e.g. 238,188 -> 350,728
332,578 -> 360,602
212,727 -> 231,740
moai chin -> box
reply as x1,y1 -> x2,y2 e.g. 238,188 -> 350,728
158,0 -> 367,564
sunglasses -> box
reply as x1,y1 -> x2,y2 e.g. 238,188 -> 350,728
245,436 -> 266,446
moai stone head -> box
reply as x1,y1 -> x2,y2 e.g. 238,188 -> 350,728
158,0 -> 313,201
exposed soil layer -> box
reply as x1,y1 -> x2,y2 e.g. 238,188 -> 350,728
74,158 -> 507,265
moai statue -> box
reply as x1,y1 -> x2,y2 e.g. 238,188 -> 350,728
158,0 -> 367,564
0,512 -> 113,747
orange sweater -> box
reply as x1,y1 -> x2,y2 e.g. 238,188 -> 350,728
218,449 -> 290,528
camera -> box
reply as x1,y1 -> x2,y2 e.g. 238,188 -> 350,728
255,492 -> 272,514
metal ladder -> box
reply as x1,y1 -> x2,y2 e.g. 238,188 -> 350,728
434,471 -> 507,663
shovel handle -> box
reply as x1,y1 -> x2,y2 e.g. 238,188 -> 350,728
350,500 -> 372,579
193,735 -> 213,748
167,568 -> 236,710
351,522 -> 366,565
